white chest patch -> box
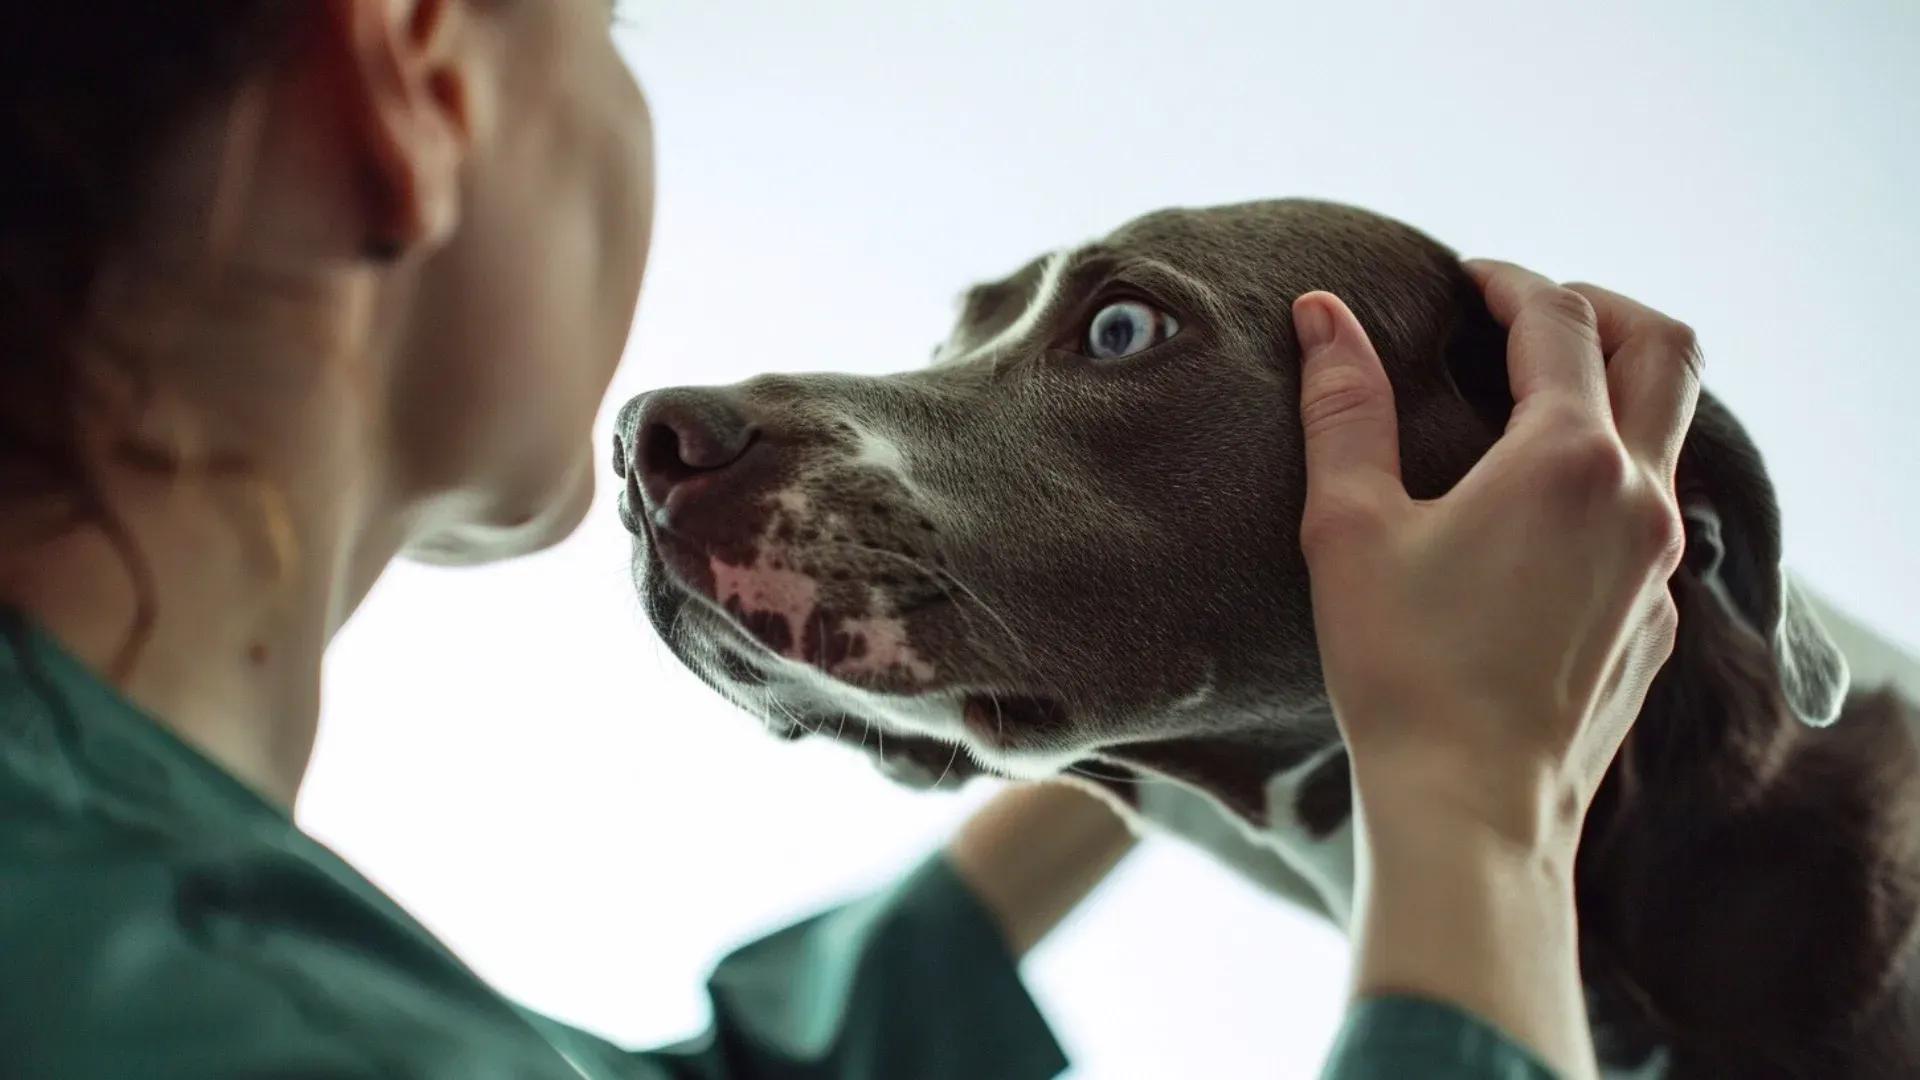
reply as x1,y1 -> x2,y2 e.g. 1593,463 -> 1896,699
1131,742 -> 1357,926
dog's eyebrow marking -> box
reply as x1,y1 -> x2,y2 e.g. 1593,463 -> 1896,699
958,250 -> 1070,362
945,244 -> 1151,369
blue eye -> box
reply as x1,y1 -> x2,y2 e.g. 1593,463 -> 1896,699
1085,300 -> 1178,360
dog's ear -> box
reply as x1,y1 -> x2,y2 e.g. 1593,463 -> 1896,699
945,253 -> 1054,357
1670,398 -> 1849,727
1436,275 -> 1848,729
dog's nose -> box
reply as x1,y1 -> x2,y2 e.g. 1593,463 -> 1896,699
620,388 -> 759,511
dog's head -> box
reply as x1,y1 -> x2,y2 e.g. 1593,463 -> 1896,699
618,198 -> 1847,820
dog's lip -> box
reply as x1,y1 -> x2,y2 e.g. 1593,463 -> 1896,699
654,474 -> 721,530
643,518 -> 961,694
651,532 -> 951,681
641,517 -> 708,584
646,515 -> 703,556
962,693 -> 1067,749
649,520 -> 953,622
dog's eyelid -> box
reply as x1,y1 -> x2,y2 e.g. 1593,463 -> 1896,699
1084,280 -> 1188,332
1076,260 -> 1195,322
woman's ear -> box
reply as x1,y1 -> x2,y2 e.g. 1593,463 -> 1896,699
318,0 -> 484,260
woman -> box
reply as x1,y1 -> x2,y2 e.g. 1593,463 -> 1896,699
0,3 -> 1695,1078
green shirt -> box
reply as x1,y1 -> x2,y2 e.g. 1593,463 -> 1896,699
0,611 -> 1554,1079
1324,998 -> 1560,1079
0,613 -> 1065,1080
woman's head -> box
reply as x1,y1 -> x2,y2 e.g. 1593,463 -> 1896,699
0,0 -> 653,580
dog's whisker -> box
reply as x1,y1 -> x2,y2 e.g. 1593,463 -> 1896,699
810,539 -> 1032,676
1065,763 -> 1166,787
932,738 -> 965,789
763,691 -> 817,738
930,565 -> 1030,676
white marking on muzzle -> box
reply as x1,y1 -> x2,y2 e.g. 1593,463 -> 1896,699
709,492 -> 942,686
773,488 -> 813,519
841,420 -> 925,501
829,614 -> 936,684
710,551 -> 819,663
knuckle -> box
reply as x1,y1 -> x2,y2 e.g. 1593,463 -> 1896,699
1536,286 -> 1599,334
1299,369 -> 1384,438
1300,491 -> 1385,555
1635,493 -> 1688,567
1560,281 -> 1610,317
1551,433 -> 1630,494
1656,319 -> 1706,379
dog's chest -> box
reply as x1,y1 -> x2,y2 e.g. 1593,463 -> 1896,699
1129,743 -> 1358,925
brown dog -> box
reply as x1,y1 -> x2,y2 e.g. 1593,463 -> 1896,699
618,199 -> 1920,1078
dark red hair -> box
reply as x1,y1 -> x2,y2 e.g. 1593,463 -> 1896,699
0,5 -> 299,669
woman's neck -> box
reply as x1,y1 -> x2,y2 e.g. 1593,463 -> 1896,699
0,263 -> 410,808
2,446 -> 401,807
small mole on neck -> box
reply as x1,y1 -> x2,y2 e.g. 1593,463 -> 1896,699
247,642 -> 269,666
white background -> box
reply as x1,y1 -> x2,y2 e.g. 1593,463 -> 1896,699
302,3 -> 1920,1077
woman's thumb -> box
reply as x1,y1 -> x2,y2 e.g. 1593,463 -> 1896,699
1293,292 -> 1404,500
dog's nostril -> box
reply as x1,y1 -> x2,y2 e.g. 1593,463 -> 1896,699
632,390 -> 760,509
639,418 -> 758,491
611,432 -> 628,479
642,420 -> 697,486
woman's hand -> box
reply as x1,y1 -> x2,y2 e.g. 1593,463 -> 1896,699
1292,261 -> 1702,1079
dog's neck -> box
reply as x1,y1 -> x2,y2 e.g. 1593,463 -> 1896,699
1084,656 -> 1920,1076
1091,703 -> 1360,922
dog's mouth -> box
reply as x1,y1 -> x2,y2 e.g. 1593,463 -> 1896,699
960,693 -> 1070,752
641,526 -> 1081,772
642,513 -> 958,693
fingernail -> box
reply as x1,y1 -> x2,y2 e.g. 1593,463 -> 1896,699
1296,298 -> 1335,355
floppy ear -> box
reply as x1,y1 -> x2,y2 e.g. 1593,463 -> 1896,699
1435,271 -> 1848,729
1671,396 -> 1849,728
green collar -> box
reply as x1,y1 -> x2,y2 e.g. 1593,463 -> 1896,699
0,608 -> 295,835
